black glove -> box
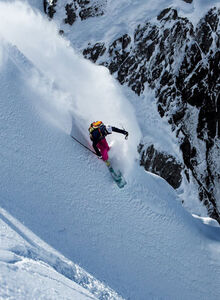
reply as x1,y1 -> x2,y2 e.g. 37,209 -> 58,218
124,131 -> 128,140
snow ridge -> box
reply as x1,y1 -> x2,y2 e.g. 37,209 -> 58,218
0,207 -> 121,299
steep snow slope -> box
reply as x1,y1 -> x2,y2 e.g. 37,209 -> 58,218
0,2 -> 220,299
0,208 -> 108,300
0,47 -> 122,300
0,0 -> 141,175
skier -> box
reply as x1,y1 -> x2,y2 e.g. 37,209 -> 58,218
89,121 -> 128,166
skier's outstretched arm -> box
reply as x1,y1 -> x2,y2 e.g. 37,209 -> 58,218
111,126 -> 128,138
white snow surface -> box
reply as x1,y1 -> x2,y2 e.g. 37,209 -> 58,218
0,1 -> 220,299
0,211 -> 95,300
0,207 -> 120,300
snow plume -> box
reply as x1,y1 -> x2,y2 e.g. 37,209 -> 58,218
0,1 -> 141,174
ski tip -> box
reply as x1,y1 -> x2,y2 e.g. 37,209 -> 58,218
118,184 -> 126,189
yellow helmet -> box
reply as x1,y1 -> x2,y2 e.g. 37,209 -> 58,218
89,121 -> 103,133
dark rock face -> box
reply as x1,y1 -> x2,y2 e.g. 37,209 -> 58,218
45,0 -> 107,24
139,144 -> 183,189
44,0 -> 58,18
65,3 -> 77,25
82,7 -> 220,222
83,43 -> 106,63
182,0 -> 193,3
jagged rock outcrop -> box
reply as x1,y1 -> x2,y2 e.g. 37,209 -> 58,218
43,2 -> 220,222
44,0 -> 57,18
182,0 -> 193,3
44,0 -> 107,24
139,144 -> 183,189
82,7 -> 220,222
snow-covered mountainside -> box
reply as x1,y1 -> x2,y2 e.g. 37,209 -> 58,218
0,208 -> 120,299
0,1 -> 220,299
44,0 -> 220,222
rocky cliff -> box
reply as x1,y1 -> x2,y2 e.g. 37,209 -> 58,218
44,0 -> 220,222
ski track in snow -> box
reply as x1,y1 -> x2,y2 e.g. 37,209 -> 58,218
0,1 -> 220,299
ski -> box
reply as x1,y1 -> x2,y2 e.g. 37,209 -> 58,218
71,135 -> 127,188
107,165 -> 127,188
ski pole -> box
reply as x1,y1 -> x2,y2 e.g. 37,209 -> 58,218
71,135 -> 98,156
121,125 -> 128,140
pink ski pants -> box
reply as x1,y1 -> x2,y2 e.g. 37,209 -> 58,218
97,138 -> 110,161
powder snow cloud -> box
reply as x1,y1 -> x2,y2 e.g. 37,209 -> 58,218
0,1 -> 141,174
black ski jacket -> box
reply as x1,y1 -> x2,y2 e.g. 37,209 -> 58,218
91,126 -> 128,157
